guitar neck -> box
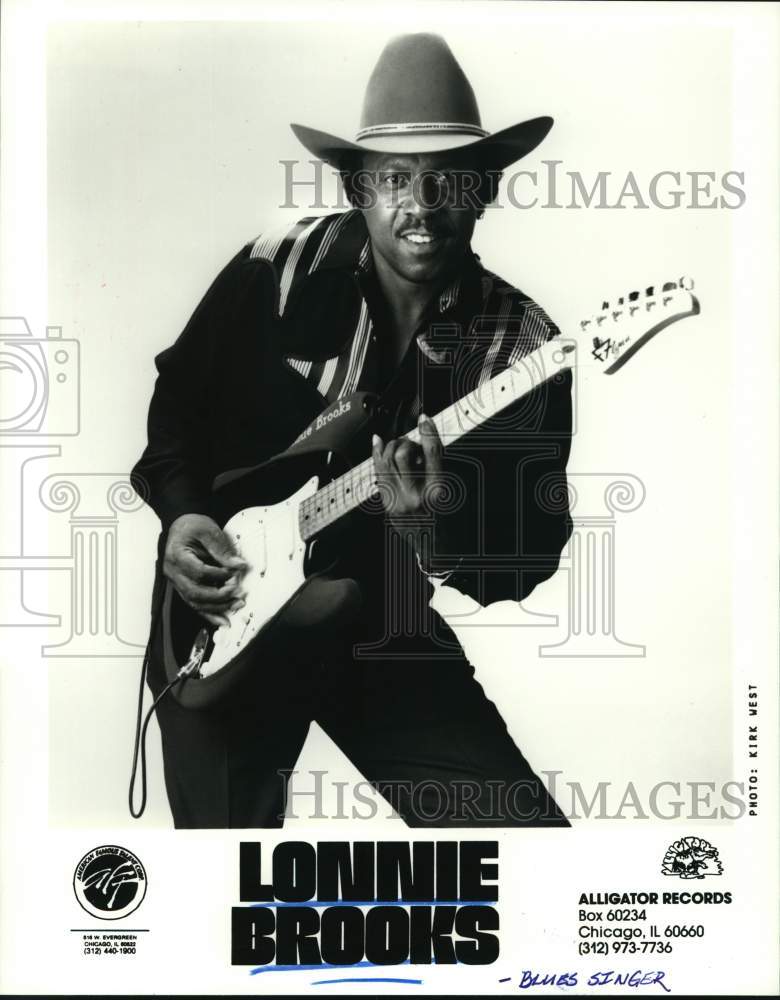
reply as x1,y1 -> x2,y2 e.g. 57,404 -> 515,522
298,335 -> 576,542
296,281 -> 699,541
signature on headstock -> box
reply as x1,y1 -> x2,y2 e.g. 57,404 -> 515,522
591,334 -> 630,363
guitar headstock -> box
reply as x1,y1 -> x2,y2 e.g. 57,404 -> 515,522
581,277 -> 700,374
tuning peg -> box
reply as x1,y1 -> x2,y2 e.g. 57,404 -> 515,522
587,277 -> 696,333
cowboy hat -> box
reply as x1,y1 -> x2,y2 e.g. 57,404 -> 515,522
291,33 -> 552,171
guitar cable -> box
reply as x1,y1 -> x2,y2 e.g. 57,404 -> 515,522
128,608 -> 209,819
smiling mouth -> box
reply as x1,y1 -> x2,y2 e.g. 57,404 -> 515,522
402,232 -> 438,244
398,230 -> 450,252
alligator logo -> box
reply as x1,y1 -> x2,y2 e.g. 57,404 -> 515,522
661,836 -> 723,879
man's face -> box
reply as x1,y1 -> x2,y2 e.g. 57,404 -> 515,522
356,152 -> 480,292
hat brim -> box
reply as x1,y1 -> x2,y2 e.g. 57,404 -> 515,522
290,116 -> 553,172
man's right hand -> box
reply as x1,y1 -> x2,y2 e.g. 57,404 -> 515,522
163,514 -> 248,628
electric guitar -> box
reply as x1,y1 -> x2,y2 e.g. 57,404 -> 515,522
159,279 -> 700,708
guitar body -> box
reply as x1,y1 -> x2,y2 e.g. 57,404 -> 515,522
156,281 -> 700,710
205,476 -> 316,675
160,394 -> 377,709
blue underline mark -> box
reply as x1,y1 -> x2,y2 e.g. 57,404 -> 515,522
311,977 -> 422,986
251,958 -> 453,978
248,899 -> 493,908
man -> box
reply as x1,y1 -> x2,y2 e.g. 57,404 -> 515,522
131,33 -> 573,828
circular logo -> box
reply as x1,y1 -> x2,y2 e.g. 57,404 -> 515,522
73,845 -> 147,920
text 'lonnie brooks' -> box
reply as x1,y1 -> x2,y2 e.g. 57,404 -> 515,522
232,841 -> 500,968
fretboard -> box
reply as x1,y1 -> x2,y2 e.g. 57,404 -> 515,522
297,336 -> 576,541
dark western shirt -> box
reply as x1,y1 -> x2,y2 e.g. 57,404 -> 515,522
131,209 -> 573,614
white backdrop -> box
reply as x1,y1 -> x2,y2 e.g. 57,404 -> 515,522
43,10 -> 738,826
1,2 -> 778,996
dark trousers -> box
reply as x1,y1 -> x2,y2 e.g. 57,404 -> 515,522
149,620 -> 569,829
